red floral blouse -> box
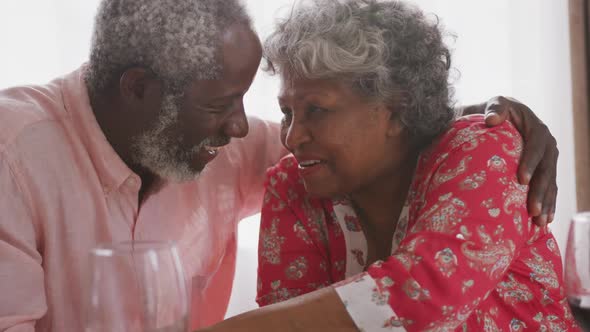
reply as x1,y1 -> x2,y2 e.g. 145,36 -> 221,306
256,115 -> 579,331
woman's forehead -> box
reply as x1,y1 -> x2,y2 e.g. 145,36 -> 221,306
278,77 -> 378,107
278,77 -> 347,98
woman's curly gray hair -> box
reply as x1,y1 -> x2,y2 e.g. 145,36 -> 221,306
85,0 -> 251,96
264,0 -> 454,146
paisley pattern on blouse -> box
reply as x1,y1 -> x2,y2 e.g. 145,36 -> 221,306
459,170 -> 486,190
524,248 -> 560,290
488,155 -> 508,173
256,116 -> 579,331
496,273 -> 534,305
258,217 -> 284,265
410,192 -> 468,234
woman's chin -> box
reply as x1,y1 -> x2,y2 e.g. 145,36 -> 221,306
303,182 -> 339,199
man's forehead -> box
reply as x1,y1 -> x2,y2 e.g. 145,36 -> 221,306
186,77 -> 246,103
220,24 -> 262,73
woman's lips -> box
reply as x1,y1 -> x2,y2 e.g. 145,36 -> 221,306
297,159 -> 327,177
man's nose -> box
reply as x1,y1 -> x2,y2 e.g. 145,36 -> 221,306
224,101 -> 249,138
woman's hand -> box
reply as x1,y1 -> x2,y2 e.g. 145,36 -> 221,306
460,96 -> 558,227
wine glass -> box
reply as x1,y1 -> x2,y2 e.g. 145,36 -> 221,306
565,212 -> 590,331
85,241 -> 189,332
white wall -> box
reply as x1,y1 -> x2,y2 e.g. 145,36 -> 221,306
0,0 -> 577,319
0,1 -> 101,88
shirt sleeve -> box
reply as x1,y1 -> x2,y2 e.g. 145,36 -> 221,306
256,166 -> 332,307
0,156 -> 47,331
335,123 -> 532,331
235,117 -> 288,220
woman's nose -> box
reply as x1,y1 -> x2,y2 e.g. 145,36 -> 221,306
283,118 -> 311,151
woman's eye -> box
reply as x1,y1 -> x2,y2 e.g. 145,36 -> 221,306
280,107 -> 292,119
279,109 -> 292,127
307,106 -> 327,114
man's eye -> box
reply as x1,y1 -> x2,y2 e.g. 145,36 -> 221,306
199,104 -> 231,113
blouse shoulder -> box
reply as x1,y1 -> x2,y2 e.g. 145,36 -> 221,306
264,154 -> 308,200
423,114 -> 522,166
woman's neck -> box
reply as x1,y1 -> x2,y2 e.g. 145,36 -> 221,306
350,152 -> 419,234
349,152 -> 419,264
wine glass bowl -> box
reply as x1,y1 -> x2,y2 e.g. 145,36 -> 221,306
85,241 -> 188,332
565,212 -> 590,330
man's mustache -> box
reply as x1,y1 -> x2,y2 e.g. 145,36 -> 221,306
202,136 -> 231,147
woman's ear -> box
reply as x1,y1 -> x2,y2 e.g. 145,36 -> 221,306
383,104 -> 405,138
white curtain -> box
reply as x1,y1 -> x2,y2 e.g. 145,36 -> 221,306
0,0 -> 576,318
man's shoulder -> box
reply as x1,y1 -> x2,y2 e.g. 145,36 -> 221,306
246,116 -> 280,133
0,79 -> 67,150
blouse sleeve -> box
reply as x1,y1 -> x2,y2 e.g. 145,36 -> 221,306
256,162 -> 333,307
334,122 -> 533,331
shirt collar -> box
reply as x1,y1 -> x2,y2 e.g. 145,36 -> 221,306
61,64 -> 136,194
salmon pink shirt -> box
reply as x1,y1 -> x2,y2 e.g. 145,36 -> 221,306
0,66 -> 285,331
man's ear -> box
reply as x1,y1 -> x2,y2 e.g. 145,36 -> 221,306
119,67 -> 158,104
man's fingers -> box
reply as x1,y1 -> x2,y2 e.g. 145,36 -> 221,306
533,182 -> 557,227
518,128 -> 547,185
543,183 -> 558,224
484,98 -> 511,127
543,143 -> 559,224
533,214 -> 548,228
526,137 -> 558,219
484,112 -> 503,126
526,160 -> 551,218
482,95 -> 560,226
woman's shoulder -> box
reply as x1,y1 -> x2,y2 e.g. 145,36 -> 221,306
413,114 -> 524,186
426,114 -> 522,161
263,155 -> 332,228
266,154 -> 301,183
264,154 -> 308,199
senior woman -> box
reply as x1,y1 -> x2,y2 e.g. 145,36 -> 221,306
200,0 -> 577,331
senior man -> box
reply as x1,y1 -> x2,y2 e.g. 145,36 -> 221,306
0,0 -> 558,331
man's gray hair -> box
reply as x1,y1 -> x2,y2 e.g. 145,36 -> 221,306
86,0 -> 251,96
264,0 -> 454,146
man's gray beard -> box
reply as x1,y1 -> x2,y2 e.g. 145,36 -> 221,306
130,94 -> 203,182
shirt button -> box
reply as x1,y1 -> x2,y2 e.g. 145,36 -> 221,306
127,176 -> 140,187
